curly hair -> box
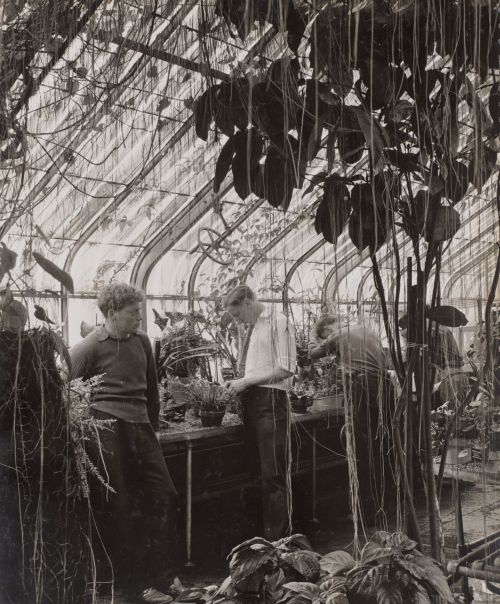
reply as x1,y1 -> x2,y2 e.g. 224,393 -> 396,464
222,284 -> 256,308
97,282 -> 144,317
314,313 -> 337,340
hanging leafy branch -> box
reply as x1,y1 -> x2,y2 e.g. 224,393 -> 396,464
192,0 -> 498,252
191,0 -> 499,561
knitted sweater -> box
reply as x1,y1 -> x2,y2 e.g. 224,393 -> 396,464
70,326 -> 160,431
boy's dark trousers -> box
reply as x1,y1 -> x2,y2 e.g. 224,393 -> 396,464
241,386 -> 290,541
88,411 -> 179,594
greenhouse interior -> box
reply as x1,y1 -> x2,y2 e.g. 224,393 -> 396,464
1,0 -> 500,602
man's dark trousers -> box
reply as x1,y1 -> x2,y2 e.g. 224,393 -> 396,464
88,411 -> 178,594
348,371 -> 396,526
241,386 -> 290,541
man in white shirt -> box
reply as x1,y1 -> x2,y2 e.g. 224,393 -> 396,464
223,285 -> 296,540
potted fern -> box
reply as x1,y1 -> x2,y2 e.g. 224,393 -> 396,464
187,377 -> 238,427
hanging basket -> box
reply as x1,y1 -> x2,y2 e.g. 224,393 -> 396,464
200,410 -> 225,427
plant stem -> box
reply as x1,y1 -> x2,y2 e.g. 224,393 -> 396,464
416,273 -> 441,561
394,389 -> 423,549
371,254 -> 404,383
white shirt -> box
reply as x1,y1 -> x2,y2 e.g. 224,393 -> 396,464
244,307 -> 297,391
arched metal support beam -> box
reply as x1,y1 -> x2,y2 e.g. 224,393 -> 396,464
282,239 -> 325,311
61,116 -> 194,337
240,205 -> 318,287
356,267 -> 373,317
442,244 -> 498,300
321,248 -> 371,310
464,255 -> 497,300
127,27 -> 277,320
64,118 -> 195,277
186,198 -> 264,311
130,181 -> 227,328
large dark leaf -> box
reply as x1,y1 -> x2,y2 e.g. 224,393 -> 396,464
231,129 -> 264,200
384,149 -> 420,172
175,589 -> 209,603
319,577 -> 348,595
250,164 -> 266,198
324,592 -> 349,604
337,108 -> 364,163
228,537 -> 277,594
319,551 -> 356,576
33,252 -> 74,293
217,79 -> 249,133
252,83 -> 289,146
215,105 -> 235,138
309,5 -> 343,74
489,82 -> 500,129
376,581 -> 403,604
468,144 -> 497,192
406,69 -> 441,103
266,569 -> 286,604
283,0 -> 307,53
280,582 -> 320,601
426,305 -> 468,327
297,80 -> 340,153
314,178 -> 350,244
273,534 -> 313,552
214,137 -> 235,193
348,183 -> 388,253
305,112 -> 328,163
394,555 -> 454,602
0,243 -> 17,282
385,100 -> 414,124
194,86 -> 218,141
359,540 -> 392,565
267,57 -> 300,94
350,106 -> 387,172
280,551 -> 320,583
326,130 -> 336,170
443,161 -> 469,205
426,206 -> 461,242
329,61 -> 353,99
310,4 -> 352,96
358,62 -> 406,109
264,147 -> 295,211
350,182 -> 376,209
411,190 -> 440,237
302,171 -> 328,197
215,0 -> 251,40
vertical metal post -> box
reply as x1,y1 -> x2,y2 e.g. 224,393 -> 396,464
185,442 -> 195,567
405,258 -> 414,535
454,477 -> 472,603
312,426 -> 318,522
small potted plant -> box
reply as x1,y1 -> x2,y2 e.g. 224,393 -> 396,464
311,358 -> 344,412
290,379 -> 315,414
187,377 -> 237,427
